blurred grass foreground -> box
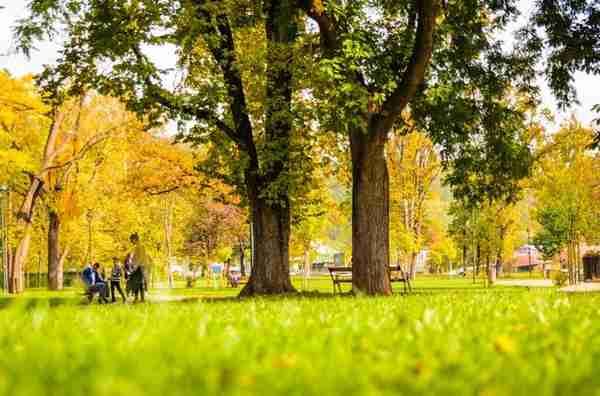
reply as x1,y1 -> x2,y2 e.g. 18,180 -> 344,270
0,279 -> 598,396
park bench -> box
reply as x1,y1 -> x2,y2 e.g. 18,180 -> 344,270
328,266 -> 353,294
81,287 -> 104,303
227,273 -> 249,288
389,265 -> 412,294
328,265 -> 412,294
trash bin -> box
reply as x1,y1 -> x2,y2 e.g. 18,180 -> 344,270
583,254 -> 600,282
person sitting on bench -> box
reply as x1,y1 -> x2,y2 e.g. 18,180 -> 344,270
82,263 -> 109,303
228,269 -> 241,288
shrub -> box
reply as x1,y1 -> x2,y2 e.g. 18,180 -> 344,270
553,271 -> 568,287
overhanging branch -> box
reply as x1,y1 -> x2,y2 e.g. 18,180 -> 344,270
377,0 -> 438,135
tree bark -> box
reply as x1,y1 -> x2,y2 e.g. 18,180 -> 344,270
350,130 -> 392,295
476,242 -> 481,275
10,109 -> 66,294
298,0 -> 437,296
164,197 -> 174,288
238,0 -> 297,296
240,197 -> 294,295
409,252 -> 417,280
47,209 -> 63,290
303,242 -> 311,290
239,242 -> 246,277
10,176 -> 45,293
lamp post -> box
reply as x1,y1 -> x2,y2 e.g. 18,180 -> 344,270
86,210 -> 93,264
0,185 -> 9,294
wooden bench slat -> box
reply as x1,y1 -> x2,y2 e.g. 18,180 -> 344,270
327,265 -> 412,294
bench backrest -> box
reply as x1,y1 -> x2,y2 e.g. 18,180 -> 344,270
328,266 -> 352,273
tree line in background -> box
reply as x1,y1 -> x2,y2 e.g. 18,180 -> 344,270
3,0 -> 598,295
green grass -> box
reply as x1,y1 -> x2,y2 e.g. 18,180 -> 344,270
1,279 -> 599,395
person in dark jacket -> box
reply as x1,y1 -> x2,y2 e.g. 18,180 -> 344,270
110,257 -> 127,303
129,266 -> 145,302
82,263 -> 108,303
124,253 -> 133,296
93,262 -> 109,298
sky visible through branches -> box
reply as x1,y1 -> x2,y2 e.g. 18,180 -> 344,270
0,0 -> 598,130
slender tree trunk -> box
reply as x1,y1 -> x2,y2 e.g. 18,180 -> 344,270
576,239 -> 581,284
350,130 -> 391,295
239,243 -> 246,277
47,209 -> 63,290
10,223 -> 31,294
486,252 -> 495,286
11,110 -> 66,294
11,177 -> 45,293
164,198 -> 174,288
476,242 -> 481,275
303,242 -> 311,290
409,252 -> 417,280
3,191 -> 12,292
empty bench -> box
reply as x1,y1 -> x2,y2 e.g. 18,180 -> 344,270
328,265 -> 412,294
328,266 -> 353,294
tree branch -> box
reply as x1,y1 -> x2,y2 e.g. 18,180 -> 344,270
192,1 -> 256,157
296,0 -> 339,56
131,44 -> 249,152
41,128 -> 112,174
376,0 -> 438,136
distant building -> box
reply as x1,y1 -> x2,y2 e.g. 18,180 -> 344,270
415,250 -> 428,273
511,245 -> 543,272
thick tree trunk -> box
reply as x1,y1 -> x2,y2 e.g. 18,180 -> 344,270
350,130 -> 391,295
47,209 -> 63,290
240,197 -> 295,296
239,1 -> 297,296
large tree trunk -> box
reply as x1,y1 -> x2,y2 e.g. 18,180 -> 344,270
47,209 -> 63,290
240,197 -> 295,296
239,1 -> 297,296
350,130 -> 391,295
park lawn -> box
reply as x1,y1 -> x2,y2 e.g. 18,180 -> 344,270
5,276 -> 523,304
0,286 -> 599,396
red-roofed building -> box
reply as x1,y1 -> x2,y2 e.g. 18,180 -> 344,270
510,245 -> 543,272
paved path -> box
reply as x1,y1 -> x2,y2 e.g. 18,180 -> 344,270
495,279 -> 553,288
495,279 -> 600,292
560,282 -> 600,293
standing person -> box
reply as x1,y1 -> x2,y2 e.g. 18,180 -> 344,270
130,233 -> 152,302
110,257 -> 126,303
123,253 -> 133,297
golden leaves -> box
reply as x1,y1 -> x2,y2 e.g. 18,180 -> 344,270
312,0 -> 325,15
